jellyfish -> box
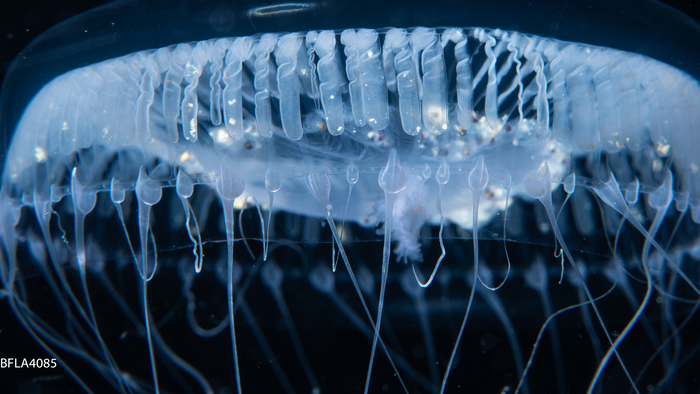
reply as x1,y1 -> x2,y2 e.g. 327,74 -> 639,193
1,0 -> 700,393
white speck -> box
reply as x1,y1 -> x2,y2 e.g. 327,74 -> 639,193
367,50 -> 373,57
215,128 -> 231,143
330,95 -> 335,99
228,118 -> 236,125
35,147 -> 47,162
